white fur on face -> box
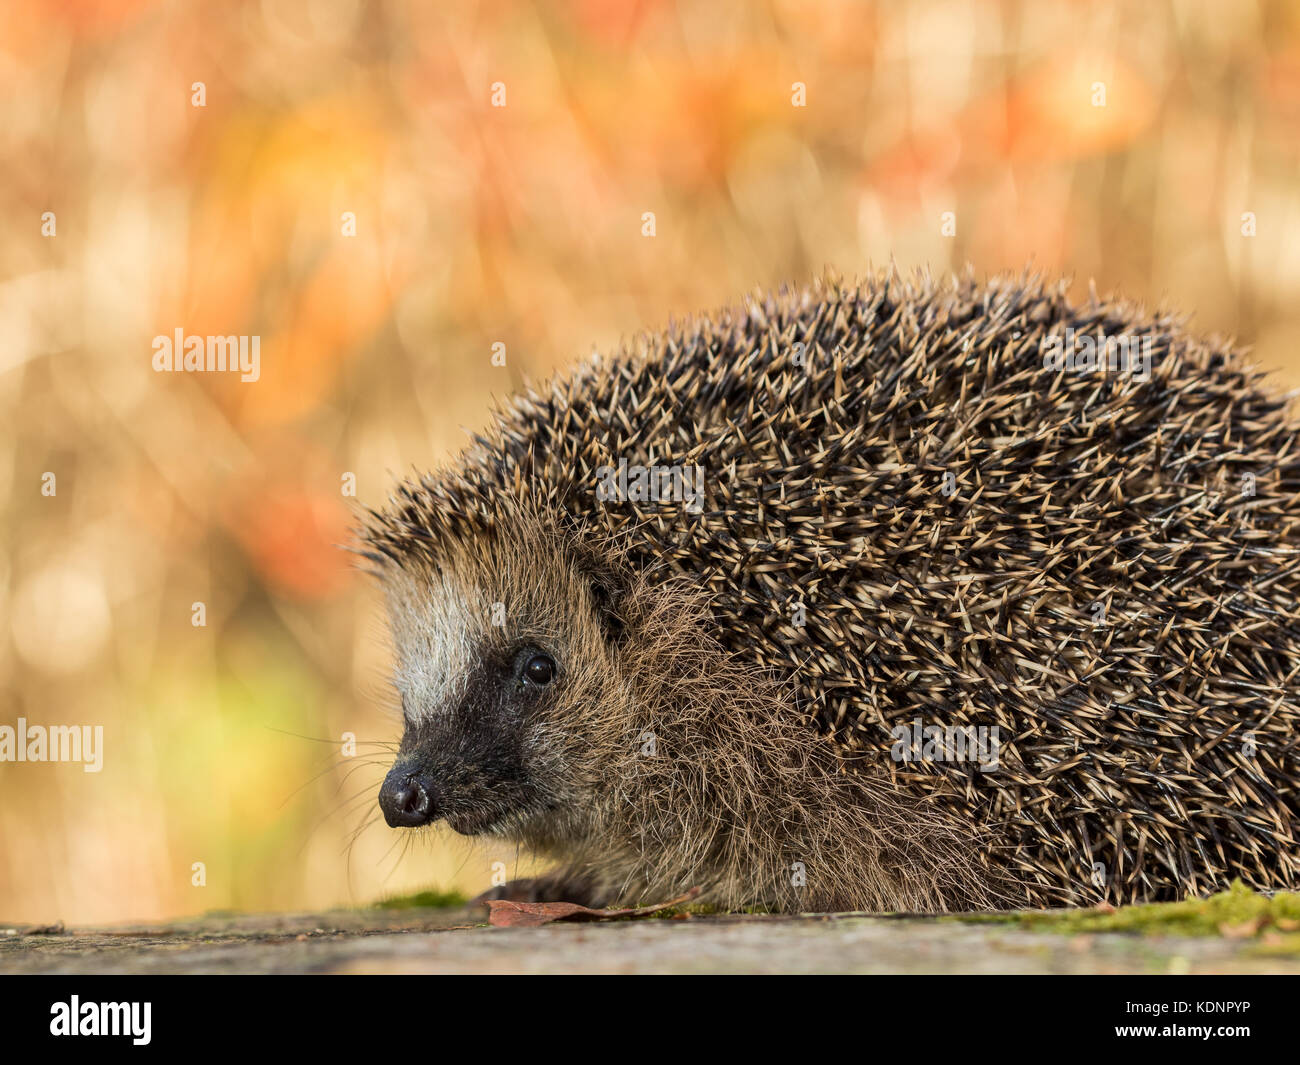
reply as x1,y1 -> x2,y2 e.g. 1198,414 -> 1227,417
384,569 -> 483,724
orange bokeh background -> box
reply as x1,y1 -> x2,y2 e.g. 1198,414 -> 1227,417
2,0 -> 1299,923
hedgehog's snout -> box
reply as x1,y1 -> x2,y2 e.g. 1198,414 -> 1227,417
379,765 -> 435,827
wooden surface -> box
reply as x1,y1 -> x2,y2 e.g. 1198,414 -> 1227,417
4,906 -> 1298,974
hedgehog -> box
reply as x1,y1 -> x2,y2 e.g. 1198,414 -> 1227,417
360,270 -> 1300,913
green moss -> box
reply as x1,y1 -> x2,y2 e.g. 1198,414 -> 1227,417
371,888 -> 468,910
647,902 -> 774,918
957,880 -> 1300,940
648,904 -> 721,918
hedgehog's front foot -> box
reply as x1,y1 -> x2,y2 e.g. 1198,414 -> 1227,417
471,871 -> 604,908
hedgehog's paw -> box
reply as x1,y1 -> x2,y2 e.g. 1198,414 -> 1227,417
471,872 -> 603,908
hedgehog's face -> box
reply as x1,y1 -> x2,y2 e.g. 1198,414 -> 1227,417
376,536 -> 623,847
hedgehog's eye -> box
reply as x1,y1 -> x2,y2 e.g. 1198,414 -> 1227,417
523,653 -> 556,686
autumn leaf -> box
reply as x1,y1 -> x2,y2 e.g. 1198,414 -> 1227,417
487,887 -> 701,928
1218,917 -> 1264,939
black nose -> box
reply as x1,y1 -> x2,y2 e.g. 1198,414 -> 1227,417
379,767 -> 434,827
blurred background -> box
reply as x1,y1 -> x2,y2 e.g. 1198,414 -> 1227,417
1,0 -> 1299,924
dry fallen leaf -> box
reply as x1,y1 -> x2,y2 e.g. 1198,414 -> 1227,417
487,887 -> 701,928
21,922 -> 65,936
1217,917 -> 1263,939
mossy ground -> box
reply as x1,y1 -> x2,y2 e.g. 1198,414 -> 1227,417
956,880 -> 1300,954
364,880 -> 1300,957
9,881 -> 1300,972
371,889 -> 468,910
